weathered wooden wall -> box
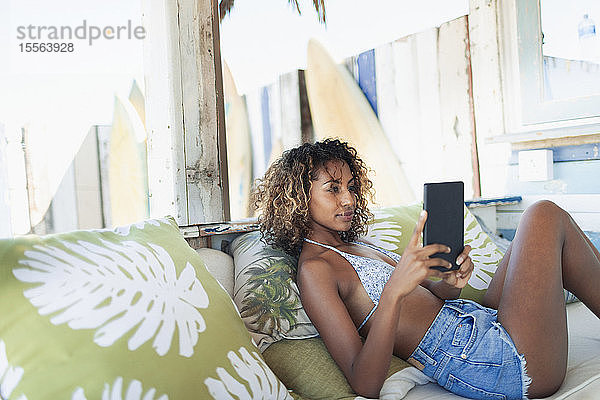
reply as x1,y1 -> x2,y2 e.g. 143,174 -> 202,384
246,16 -> 479,201
373,16 -> 477,200
235,0 -> 600,250
244,70 -> 312,182
143,0 -> 229,225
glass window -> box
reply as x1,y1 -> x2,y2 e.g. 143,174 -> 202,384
516,0 -> 600,124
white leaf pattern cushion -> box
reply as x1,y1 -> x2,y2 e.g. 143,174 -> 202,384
0,217 -> 292,400
363,204 -> 504,303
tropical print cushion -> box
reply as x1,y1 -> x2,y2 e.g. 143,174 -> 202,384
230,232 -> 318,351
0,217 -> 292,400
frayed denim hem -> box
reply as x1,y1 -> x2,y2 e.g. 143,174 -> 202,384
517,352 -> 532,399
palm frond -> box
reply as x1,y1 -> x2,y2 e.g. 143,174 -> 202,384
219,0 -> 235,21
220,0 -> 326,24
288,0 -> 326,24
313,0 -> 326,23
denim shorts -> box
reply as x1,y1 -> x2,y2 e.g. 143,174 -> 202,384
407,299 -> 531,400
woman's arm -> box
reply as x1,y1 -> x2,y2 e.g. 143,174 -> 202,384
298,211 -> 457,397
298,259 -> 402,397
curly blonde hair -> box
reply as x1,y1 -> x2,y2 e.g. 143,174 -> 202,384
252,138 -> 374,257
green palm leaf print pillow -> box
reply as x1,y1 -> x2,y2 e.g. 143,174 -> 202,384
0,217 -> 292,399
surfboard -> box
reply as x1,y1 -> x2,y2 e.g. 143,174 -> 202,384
128,79 -> 146,128
107,95 -> 148,226
267,136 -> 284,169
305,39 -> 415,207
223,62 -> 254,220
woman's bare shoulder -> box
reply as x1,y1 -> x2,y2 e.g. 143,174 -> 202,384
297,248 -> 338,289
298,253 -> 333,278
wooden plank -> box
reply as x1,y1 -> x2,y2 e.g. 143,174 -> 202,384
181,220 -> 259,251
278,71 -> 302,150
260,87 -> 273,166
73,127 -> 103,229
180,220 -> 259,238
4,124 -> 31,234
508,143 -> 600,164
374,38 -> 423,200
180,0 -> 229,223
375,21 -> 477,200
511,133 -> 600,150
96,125 -> 112,227
143,0 -> 228,225
266,81 -> 281,161
22,124 -> 55,234
0,123 -> 11,237
374,31 -> 441,200
468,0 -> 511,197
298,70 -> 314,143
414,28 -> 443,191
142,0 -> 187,223
437,16 -> 477,198
488,122 -> 600,144
373,42 -> 400,152
357,49 -> 378,115
245,88 -> 267,180
49,163 -> 78,233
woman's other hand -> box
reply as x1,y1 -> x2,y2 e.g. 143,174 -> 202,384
441,245 -> 474,289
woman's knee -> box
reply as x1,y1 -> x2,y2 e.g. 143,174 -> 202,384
522,200 -> 567,226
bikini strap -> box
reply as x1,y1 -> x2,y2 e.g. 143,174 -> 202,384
353,241 -> 401,262
303,238 -> 346,256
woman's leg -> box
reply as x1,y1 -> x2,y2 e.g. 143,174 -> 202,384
481,200 -> 600,397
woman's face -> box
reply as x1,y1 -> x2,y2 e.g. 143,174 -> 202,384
308,159 -> 357,233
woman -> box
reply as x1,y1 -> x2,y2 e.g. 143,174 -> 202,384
252,139 -> 600,399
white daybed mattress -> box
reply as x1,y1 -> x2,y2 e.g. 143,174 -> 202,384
395,302 -> 600,399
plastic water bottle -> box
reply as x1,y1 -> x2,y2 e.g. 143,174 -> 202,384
578,14 -> 596,39
578,14 -> 598,62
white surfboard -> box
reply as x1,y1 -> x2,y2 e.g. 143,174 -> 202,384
108,96 -> 148,226
305,39 -> 415,207
223,62 -> 254,220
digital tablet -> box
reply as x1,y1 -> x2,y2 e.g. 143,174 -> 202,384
423,181 -> 464,272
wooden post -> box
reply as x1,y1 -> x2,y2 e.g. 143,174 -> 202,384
143,0 -> 229,225
298,70 -> 314,143
0,123 -> 12,237
468,0 -> 511,197
21,126 -> 40,234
